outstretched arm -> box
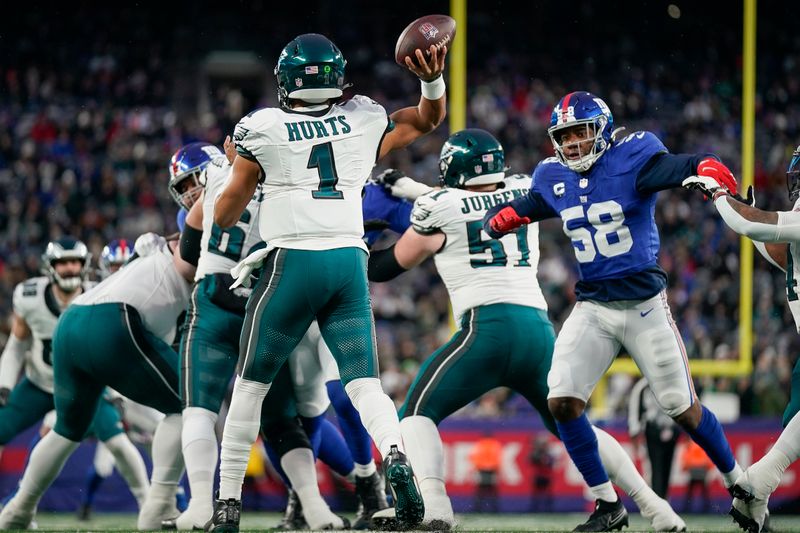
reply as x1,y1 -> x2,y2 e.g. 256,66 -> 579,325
637,153 -> 737,195
378,46 -> 447,159
483,190 -> 558,239
714,195 -> 800,243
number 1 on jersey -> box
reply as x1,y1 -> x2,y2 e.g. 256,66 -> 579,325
308,142 -> 343,199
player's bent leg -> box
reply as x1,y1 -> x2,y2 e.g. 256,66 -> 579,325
0,431 -> 80,529
168,407 -> 219,530
138,414 -> 184,531
93,399 -> 149,509
547,302 -> 628,531
627,292 -> 741,487
593,428 -> 685,532
0,378 -> 55,445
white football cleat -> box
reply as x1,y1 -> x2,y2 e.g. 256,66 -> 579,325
730,467 -> 773,533
0,498 -> 36,530
640,496 -> 686,532
137,497 -> 179,531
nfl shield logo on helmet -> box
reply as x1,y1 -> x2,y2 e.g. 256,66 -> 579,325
474,165 -> 483,174
419,22 -> 439,40
295,78 -> 303,87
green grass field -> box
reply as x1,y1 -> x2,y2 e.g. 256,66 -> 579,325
24,512 -> 800,532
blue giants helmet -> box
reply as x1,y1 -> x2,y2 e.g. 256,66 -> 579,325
548,92 -> 614,173
168,142 -> 224,210
99,238 -> 133,278
788,145 -> 800,202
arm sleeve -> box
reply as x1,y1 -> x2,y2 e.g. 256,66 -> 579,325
715,195 -> 800,242
367,244 -> 408,282
635,152 -> 709,194
484,190 -> 558,224
180,224 -> 203,267
753,240 -> 786,272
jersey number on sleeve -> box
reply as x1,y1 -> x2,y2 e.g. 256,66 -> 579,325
560,200 -> 633,263
208,209 -> 261,262
308,142 -> 343,199
466,221 -> 531,268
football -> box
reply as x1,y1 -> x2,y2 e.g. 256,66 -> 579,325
394,14 -> 456,67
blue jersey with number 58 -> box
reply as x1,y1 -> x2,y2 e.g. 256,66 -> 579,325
532,132 -> 668,300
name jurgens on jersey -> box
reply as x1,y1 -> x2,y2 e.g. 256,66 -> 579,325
457,187 -> 527,215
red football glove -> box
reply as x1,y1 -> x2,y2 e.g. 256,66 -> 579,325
697,158 -> 737,195
488,206 -> 531,237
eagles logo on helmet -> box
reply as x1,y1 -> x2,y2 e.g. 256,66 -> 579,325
41,237 -> 91,292
438,129 -> 506,189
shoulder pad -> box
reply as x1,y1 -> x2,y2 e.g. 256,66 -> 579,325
13,277 -> 46,314
411,193 -> 447,235
608,131 -> 667,174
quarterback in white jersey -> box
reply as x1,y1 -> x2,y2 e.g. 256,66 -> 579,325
210,32 -> 447,531
685,145 -> 800,533
0,237 -> 149,520
367,129 -> 684,532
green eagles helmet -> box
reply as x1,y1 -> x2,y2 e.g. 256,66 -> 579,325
439,128 -> 506,188
274,33 -> 347,107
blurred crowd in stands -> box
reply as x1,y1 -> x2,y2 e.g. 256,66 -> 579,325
1,2 -> 798,420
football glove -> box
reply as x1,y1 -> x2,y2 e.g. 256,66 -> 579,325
0,387 -> 9,407
134,232 -> 167,257
733,185 -> 756,207
485,206 -> 531,239
697,157 -> 738,195
230,245 -> 274,289
374,168 -> 433,200
682,175 -> 728,200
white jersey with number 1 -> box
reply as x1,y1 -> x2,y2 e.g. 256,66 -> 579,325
410,174 -> 548,322
233,95 -> 392,252
196,156 -> 264,280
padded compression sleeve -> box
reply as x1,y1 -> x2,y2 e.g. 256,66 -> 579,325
180,224 -> 203,266
715,196 -> 800,243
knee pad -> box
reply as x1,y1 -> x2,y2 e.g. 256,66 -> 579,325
261,417 -> 311,458
655,388 -> 692,418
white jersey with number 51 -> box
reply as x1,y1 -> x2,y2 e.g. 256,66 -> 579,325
410,174 -> 548,322
233,95 -> 392,251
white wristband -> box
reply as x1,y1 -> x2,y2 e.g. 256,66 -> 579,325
421,75 -> 446,100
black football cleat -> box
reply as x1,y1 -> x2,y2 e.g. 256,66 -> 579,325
382,445 -> 424,528
275,489 -> 308,530
204,496 -> 241,533
573,498 -> 629,532
76,504 -> 91,521
353,471 -> 390,530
